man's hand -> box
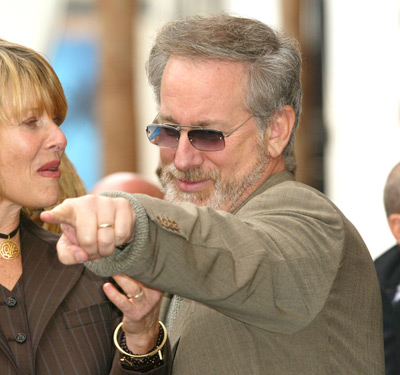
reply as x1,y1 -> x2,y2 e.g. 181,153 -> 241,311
40,195 -> 136,264
105,274 -> 163,354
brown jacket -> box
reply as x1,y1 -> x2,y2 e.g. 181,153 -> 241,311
0,215 -> 136,375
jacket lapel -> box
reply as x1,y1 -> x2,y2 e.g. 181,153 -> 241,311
20,217 -> 84,353
168,297 -> 192,349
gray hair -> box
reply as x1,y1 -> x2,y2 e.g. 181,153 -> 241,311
384,162 -> 400,217
146,13 -> 302,172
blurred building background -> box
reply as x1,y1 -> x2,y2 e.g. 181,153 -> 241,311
0,0 -> 399,260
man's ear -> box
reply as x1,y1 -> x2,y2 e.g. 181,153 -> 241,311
265,105 -> 296,158
388,214 -> 400,244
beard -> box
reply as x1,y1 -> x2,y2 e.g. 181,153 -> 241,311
159,139 -> 269,212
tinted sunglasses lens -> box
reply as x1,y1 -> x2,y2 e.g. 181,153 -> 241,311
147,125 -> 179,148
189,129 -> 225,151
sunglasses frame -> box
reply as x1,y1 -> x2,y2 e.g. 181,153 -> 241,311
146,114 -> 254,152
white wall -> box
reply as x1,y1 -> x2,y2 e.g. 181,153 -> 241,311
325,0 -> 400,259
228,0 -> 281,26
0,0 -> 67,55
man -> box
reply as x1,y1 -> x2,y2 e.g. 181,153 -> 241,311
375,162 -> 400,375
41,14 -> 384,374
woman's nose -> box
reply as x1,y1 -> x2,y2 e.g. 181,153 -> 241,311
47,119 -> 67,152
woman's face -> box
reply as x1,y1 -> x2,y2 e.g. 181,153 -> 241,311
0,108 -> 67,210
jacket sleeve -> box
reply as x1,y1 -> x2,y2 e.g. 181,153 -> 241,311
86,183 -> 346,334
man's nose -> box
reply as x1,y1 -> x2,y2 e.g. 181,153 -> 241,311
173,131 -> 204,171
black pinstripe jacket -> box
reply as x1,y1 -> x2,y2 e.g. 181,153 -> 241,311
0,214 -> 138,375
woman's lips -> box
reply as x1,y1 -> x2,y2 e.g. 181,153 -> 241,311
38,161 -> 61,178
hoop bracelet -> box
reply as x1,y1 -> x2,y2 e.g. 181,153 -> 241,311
113,321 -> 167,360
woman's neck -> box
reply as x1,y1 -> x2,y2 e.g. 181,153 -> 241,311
0,203 -> 21,233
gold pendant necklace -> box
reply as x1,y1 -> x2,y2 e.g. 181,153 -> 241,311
0,226 -> 20,260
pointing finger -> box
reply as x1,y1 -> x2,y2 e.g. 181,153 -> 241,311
40,199 -> 76,226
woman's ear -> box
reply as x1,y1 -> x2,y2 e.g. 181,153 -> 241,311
265,105 -> 296,158
389,213 -> 400,244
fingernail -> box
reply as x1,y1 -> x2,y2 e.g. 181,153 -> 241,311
75,252 -> 86,263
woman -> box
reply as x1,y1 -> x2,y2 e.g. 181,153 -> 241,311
0,39 -> 151,375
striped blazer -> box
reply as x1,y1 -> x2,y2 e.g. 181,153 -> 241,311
0,214 -> 135,375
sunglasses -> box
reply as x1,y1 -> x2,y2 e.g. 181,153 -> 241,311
146,115 -> 254,152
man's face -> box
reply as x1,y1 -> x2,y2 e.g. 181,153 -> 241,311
158,57 -> 270,212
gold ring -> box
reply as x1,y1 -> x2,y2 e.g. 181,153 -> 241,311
127,288 -> 144,300
98,223 -> 113,229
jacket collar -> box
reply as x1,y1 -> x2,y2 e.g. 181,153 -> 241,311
232,170 -> 295,214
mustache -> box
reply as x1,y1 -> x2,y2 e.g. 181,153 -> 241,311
161,164 -> 220,183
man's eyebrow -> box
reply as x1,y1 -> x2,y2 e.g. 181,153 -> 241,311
158,114 -> 176,123
158,114 -> 224,128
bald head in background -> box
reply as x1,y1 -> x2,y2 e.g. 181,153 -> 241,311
91,172 -> 164,199
384,162 -> 400,220
382,162 -> 400,245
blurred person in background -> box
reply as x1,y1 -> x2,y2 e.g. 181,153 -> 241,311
91,172 -> 164,199
0,38 -> 146,375
41,14 -> 384,374
375,161 -> 400,375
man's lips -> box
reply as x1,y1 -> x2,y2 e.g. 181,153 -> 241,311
175,178 -> 209,192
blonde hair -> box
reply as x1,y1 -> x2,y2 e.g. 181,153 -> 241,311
0,39 -> 67,124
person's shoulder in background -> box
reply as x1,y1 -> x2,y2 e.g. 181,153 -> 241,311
375,244 -> 400,288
